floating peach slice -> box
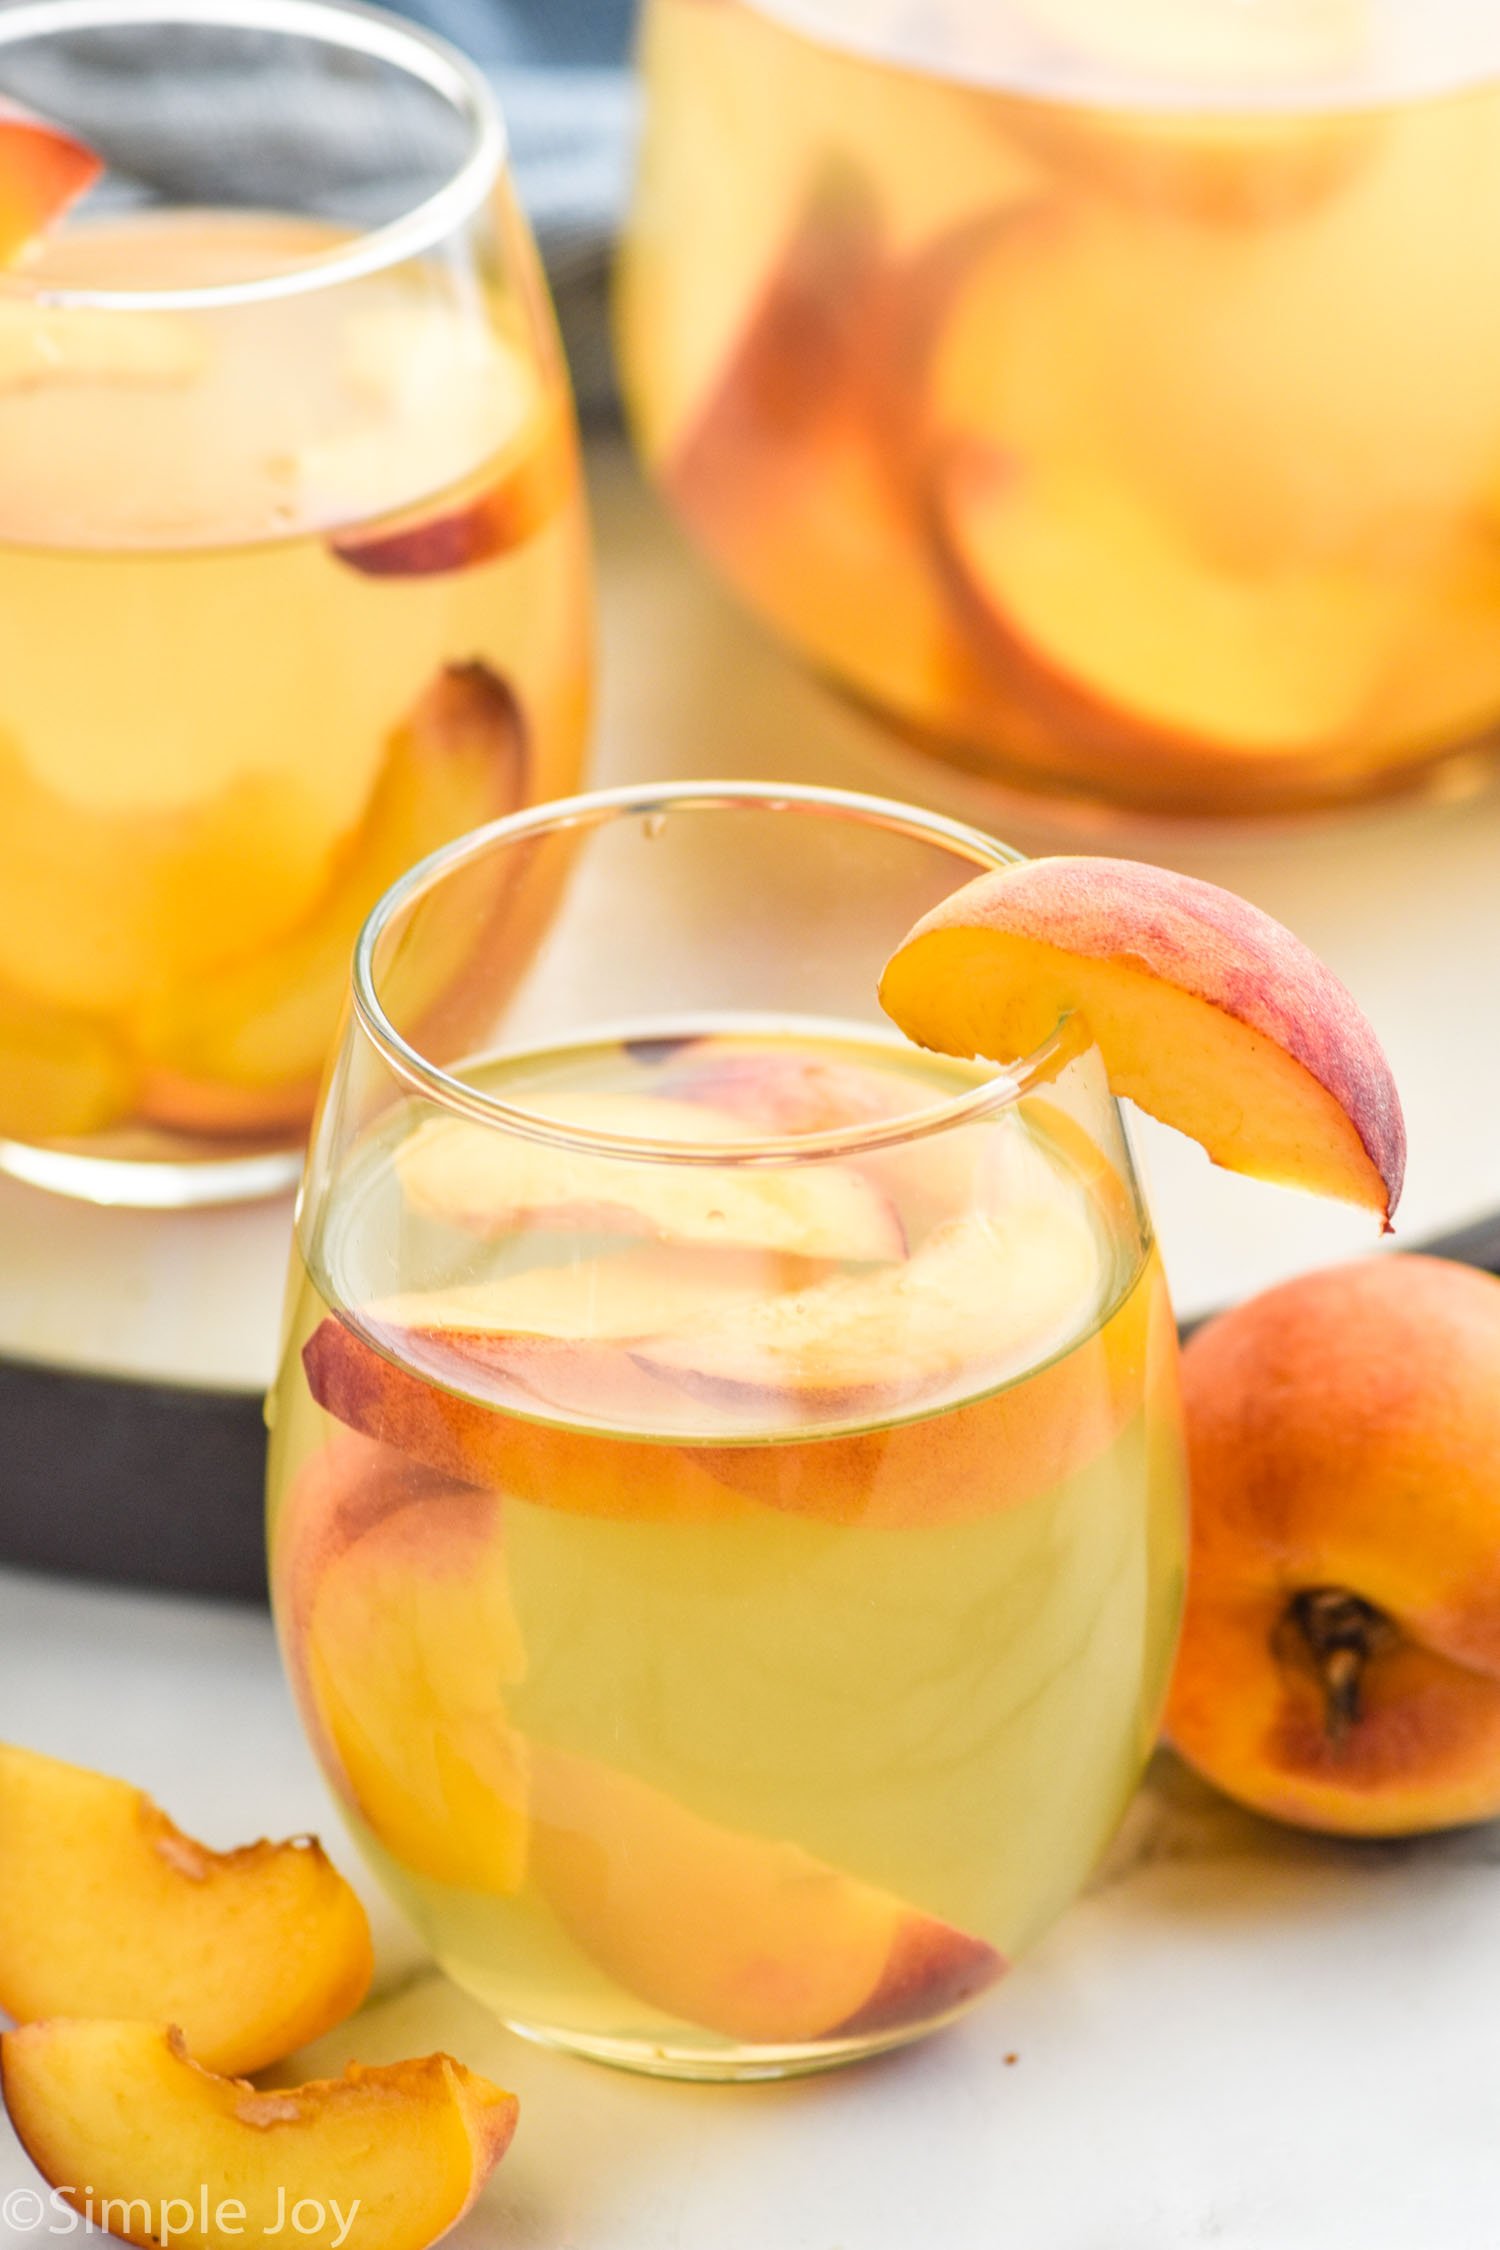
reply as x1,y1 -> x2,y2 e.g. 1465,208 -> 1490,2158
301,1318 -> 746,1524
0,1744 -> 371,2075
135,660 -> 528,1136
0,299 -> 205,392
532,1746 -> 1003,2045
636,1190 -> 1104,1421
1,2021 -> 517,2250
395,1090 -> 906,1264
660,1041 -> 918,1134
359,1245 -> 820,1423
0,102 -> 100,266
330,399 -> 576,578
697,1248 -> 1176,1528
276,1449 -> 530,1895
880,856 -> 1405,1224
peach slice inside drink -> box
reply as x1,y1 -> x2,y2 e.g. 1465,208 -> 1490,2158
395,1089 -> 907,1263
531,1746 -> 1004,2045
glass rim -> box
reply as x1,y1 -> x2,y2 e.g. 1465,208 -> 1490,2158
0,0 -> 506,312
350,779 -> 1083,1167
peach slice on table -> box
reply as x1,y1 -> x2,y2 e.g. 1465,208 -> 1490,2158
1,2020 -> 517,2250
135,661 -> 528,1137
635,1185 -> 1105,1423
395,1090 -> 906,1264
1167,1257 -> 1500,1838
532,1746 -> 1003,2045
880,855 -> 1405,1225
0,1744 -> 371,2075
0,102 -> 99,266
275,1443 -> 530,1894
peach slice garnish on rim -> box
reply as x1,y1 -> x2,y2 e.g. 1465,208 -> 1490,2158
1,2020 -> 517,2250
0,101 -> 99,266
0,1743 -> 371,2076
879,855 -> 1405,1226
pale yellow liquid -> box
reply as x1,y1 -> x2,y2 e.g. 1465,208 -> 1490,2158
0,206 -> 590,1150
268,1028 -> 1186,2075
622,0 -> 1500,814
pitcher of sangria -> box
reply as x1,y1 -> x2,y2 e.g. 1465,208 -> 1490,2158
0,0 -> 591,1203
621,0 -> 1500,818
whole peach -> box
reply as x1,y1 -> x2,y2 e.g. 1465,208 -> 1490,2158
1167,1255 -> 1500,1835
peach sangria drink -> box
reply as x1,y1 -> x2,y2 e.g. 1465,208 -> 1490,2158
622,0 -> 1500,816
268,786 -> 1187,2077
0,0 -> 590,1202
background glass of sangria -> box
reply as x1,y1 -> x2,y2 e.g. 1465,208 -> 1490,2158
621,0 -> 1500,820
0,0 -> 591,1205
268,781 -> 1187,2080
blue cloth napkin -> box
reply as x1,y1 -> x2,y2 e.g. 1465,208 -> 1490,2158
406,0 -> 640,416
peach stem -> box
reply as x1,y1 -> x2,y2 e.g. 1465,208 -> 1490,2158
1278,1587 -> 1398,1746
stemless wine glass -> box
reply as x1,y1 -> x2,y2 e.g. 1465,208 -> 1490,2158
0,0 -> 591,1206
621,0 -> 1500,818
267,781 -> 1187,2081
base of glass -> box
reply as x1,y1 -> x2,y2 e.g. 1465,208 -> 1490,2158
499,2009 -> 961,2083
0,1128 -> 303,1209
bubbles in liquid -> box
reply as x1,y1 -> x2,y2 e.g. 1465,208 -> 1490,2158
745,0 -> 1500,107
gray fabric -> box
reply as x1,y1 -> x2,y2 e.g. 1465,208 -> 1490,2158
416,0 -> 639,416
0,0 -> 640,416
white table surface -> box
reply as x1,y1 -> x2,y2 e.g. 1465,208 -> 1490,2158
2,436 -> 1499,1388
5,437 -> 1500,2248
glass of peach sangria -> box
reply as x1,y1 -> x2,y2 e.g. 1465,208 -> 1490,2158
267,781 -> 1190,2080
0,0 -> 590,1204
621,0 -> 1500,818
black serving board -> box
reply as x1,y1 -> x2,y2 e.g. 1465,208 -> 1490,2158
4,1211 -> 1499,1605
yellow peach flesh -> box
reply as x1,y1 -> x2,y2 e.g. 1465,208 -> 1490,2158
0,2021 -> 517,2250
0,1745 -> 371,2075
275,1449 -> 529,1893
